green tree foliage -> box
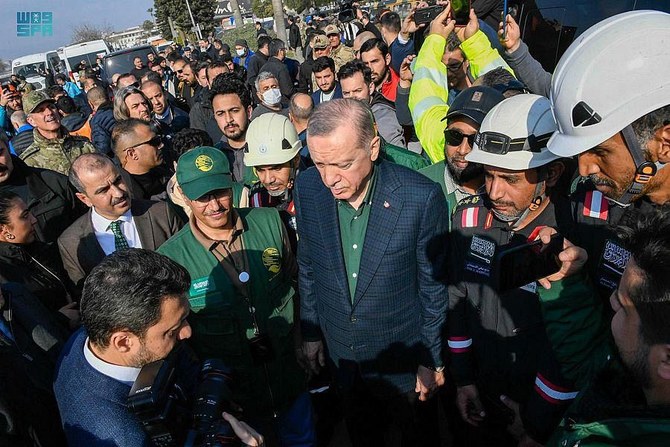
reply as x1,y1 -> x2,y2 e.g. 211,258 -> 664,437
154,0 -> 217,39
251,0 -> 274,18
142,20 -> 155,33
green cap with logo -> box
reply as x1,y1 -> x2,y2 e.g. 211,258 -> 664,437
23,90 -> 54,114
177,146 -> 234,200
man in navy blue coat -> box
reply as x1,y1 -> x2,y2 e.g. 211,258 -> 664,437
295,98 -> 449,446
53,249 -> 195,446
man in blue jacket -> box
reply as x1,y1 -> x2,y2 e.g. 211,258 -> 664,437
87,86 -> 115,156
53,249 -> 265,446
295,98 -> 448,446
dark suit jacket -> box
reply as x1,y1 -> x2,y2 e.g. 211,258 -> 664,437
57,199 -> 184,291
295,160 -> 449,395
311,83 -> 343,106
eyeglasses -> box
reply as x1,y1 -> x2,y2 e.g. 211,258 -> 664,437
125,135 -> 163,151
447,60 -> 465,71
444,128 -> 476,147
474,131 -> 552,155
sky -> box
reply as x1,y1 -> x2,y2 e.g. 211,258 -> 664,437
0,0 -> 154,62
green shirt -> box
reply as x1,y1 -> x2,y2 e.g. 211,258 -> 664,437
338,167 -> 378,303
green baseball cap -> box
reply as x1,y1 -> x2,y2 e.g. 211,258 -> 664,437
177,146 -> 234,200
23,90 -> 54,114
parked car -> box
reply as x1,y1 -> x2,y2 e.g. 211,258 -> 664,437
102,45 -> 159,85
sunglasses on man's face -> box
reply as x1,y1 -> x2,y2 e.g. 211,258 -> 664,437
444,128 -> 476,147
126,135 -> 163,151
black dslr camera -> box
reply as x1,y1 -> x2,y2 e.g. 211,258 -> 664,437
129,349 -> 240,447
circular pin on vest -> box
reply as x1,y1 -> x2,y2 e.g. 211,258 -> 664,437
239,271 -> 250,283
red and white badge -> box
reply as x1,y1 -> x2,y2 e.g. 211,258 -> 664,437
461,207 -> 479,228
583,190 -> 609,220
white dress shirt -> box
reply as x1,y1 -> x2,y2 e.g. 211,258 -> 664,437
91,208 -> 143,255
83,337 -> 141,386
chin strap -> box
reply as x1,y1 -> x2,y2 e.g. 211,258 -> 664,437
267,166 -> 298,198
617,125 -> 660,206
492,181 -> 547,229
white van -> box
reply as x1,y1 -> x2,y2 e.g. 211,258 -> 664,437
11,51 -> 61,91
57,39 -> 113,83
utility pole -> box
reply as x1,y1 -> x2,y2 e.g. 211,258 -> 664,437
185,0 -> 203,40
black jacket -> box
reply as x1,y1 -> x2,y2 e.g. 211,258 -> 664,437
0,241 -> 73,312
246,52 -> 269,94
260,57 -> 296,102
0,157 -> 86,243
189,91 -> 224,143
297,55 -> 315,94
289,23 -> 302,49
0,282 -> 70,447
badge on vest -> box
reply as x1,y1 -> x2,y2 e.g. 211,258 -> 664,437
583,190 -> 609,220
461,207 -> 480,228
189,276 -> 217,308
465,235 -> 496,277
262,247 -> 281,274
598,239 -> 631,291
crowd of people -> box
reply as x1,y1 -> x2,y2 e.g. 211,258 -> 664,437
1,2 -> 669,447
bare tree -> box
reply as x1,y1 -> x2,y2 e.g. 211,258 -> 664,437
71,23 -> 113,44
0,59 -> 9,73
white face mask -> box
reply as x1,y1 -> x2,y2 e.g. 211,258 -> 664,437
236,49 -> 245,56
262,88 -> 282,106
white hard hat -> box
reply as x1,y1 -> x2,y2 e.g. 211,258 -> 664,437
245,113 -> 301,167
467,94 -> 561,170
547,10 -> 670,158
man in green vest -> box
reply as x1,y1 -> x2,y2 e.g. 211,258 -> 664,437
157,146 -> 314,446
419,86 -> 504,222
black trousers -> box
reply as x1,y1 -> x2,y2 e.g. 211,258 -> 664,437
338,366 -> 440,447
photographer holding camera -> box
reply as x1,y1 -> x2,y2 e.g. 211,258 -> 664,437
53,249 -> 263,446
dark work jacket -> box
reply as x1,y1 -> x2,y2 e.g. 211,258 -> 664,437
289,23 -> 302,49
0,282 -> 70,447
0,241 -> 74,313
0,157 -> 86,243
297,55 -> 315,94
247,52 -> 269,94
260,57 -> 295,102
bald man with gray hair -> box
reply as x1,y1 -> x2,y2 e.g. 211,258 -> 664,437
58,152 -> 183,290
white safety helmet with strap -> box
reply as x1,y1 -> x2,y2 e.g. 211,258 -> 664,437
547,10 -> 670,204
245,113 -> 302,167
467,94 -> 560,170
467,94 -> 562,226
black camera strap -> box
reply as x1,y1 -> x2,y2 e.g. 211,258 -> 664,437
210,239 -> 263,335
209,235 -> 279,417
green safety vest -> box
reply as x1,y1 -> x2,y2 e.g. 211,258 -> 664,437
158,207 -> 305,416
